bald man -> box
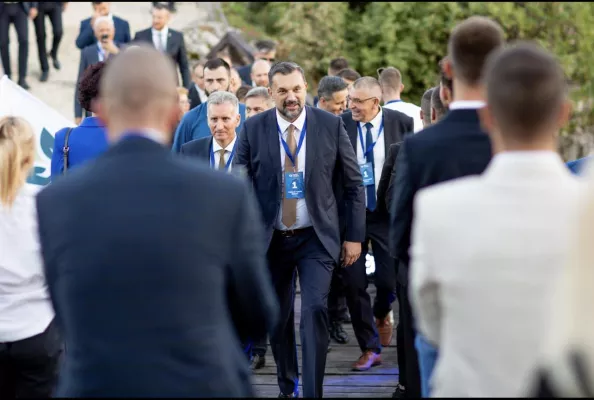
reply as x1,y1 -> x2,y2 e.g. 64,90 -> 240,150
36,44 -> 278,397
338,77 -> 413,370
250,59 -> 271,87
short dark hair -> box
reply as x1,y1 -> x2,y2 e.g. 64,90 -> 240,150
421,87 -> 434,123
78,62 -> 106,112
438,56 -> 453,93
329,57 -> 349,74
254,40 -> 276,53
317,76 -> 349,100
484,41 -> 567,137
268,61 -> 306,88
378,67 -> 402,91
336,68 -> 361,82
152,2 -> 169,11
204,58 -> 230,75
235,85 -> 252,103
448,16 -> 505,85
431,85 -> 447,120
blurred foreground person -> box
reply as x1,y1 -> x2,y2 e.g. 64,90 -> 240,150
0,116 -> 61,398
411,42 -> 580,397
36,45 -> 278,397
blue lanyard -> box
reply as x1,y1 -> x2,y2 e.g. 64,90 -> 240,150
278,120 -> 307,169
210,140 -> 237,171
357,119 -> 384,160
385,100 -> 402,105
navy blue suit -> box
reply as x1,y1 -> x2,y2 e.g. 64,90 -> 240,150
236,64 -> 252,86
389,108 -> 493,398
180,135 -> 211,164
234,106 -> 365,397
37,135 -> 279,397
51,116 -> 108,179
75,15 -> 130,50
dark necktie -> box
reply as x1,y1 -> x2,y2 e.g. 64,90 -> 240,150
365,122 -> 377,211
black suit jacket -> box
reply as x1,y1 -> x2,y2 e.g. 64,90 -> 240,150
234,106 -> 366,262
180,135 -> 211,164
187,84 -> 203,111
389,109 -> 493,285
338,108 -> 413,247
378,142 -> 402,216
37,136 -> 278,397
134,28 -> 191,88
236,64 -> 252,86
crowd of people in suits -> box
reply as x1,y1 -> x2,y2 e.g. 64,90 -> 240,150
1,6 -> 594,399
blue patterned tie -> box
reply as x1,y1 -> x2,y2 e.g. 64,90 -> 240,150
365,122 -> 376,211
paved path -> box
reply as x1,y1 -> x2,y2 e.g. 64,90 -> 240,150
0,2 -> 206,122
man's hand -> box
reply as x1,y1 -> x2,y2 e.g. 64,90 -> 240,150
102,40 -> 119,55
75,117 -> 82,125
341,241 -> 361,267
29,7 -> 38,20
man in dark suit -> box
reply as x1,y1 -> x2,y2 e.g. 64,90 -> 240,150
37,45 -> 278,398
389,16 -> 504,399
33,1 -> 66,82
187,61 -> 206,110
338,77 -> 413,371
234,61 -> 365,398
133,3 -> 190,88
75,2 -> 130,50
74,16 -> 120,124
0,2 -> 37,89
181,90 -> 240,171
236,39 -> 276,86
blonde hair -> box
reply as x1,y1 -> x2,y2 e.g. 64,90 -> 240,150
176,87 -> 189,97
0,116 -> 35,207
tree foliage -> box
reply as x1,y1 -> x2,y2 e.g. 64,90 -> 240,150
222,2 -> 594,148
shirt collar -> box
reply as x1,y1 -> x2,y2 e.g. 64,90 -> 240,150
359,108 -> 383,129
276,107 -> 307,133
449,100 -> 486,110
152,26 -> 169,36
212,135 -> 237,152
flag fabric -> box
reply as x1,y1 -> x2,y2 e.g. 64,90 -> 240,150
0,75 -> 75,187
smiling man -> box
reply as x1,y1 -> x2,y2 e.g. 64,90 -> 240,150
171,58 -> 246,152
234,61 -> 365,398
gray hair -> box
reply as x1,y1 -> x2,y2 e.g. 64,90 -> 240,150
207,91 -> 239,115
317,76 -> 348,101
93,16 -> 114,31
244,87 -> 271,102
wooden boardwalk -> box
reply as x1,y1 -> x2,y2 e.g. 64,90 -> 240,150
253,285 -> 399,398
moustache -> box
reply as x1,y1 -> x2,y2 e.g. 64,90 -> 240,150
283,100 -> 301,107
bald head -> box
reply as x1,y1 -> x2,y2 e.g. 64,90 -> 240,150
98,44 -> 179,143
251,59 -> 271,87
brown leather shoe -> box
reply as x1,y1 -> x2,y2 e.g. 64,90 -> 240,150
376,311 -> 394,347
352,350 -> 382,371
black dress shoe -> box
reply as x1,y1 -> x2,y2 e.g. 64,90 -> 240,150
18,80 -> 30,90
278,391 -> 298,398
392,383 -> 406,398
339,311 -> 352,323
40,70 -> 49,82
329,320 -> 349,344
250,354 -> 265,370
49,52 -> 61,70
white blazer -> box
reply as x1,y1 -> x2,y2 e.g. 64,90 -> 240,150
409,151 -> 583,397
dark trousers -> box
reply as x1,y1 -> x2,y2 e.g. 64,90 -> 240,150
366,230 -> 397,319
268,227 -> 334,398
33,2 -> 63,72
340,238 -> 382,353
327,267 -> 348,321
0,3 -> 28,80
0,319 -> 62,398
396,280 -> 421,398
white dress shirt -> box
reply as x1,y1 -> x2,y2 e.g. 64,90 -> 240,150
356,108 -> 385,207
151,26 -> 169,52
410,151 -> 583,397
96,41 -> 106,62
383,99 -> 422,133
212,136 -> 236,171
448,100 -> 486,110
0,185 -> 54,342
275,108 -> 312,230
195,84 -> 208,103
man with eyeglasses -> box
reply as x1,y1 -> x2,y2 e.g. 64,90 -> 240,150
236,39 -> 276,86
338,77 -> 413,371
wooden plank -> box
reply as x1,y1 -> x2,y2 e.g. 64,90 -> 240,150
252,373 -> 398,387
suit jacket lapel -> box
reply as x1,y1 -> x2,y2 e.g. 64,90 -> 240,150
201,137 -> 213,163
266,111 -> 282,187
382,110 -> 397,148
165,31 -> 175,55
345,114 -> 358,156
304,106 -> 318,186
